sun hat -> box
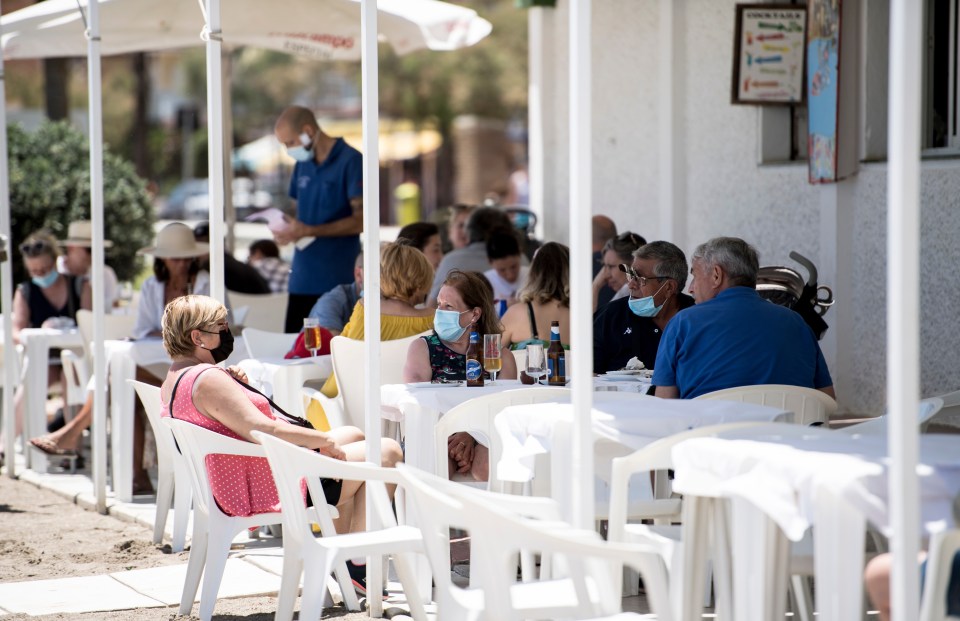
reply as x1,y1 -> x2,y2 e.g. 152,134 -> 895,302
60,220 -> 114,248
138,222 -> 209,258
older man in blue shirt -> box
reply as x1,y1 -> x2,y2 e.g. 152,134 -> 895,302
653,236 -> 835,400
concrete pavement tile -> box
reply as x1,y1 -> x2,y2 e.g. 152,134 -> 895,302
111,558 -> 282,605
0,575 -> 164,615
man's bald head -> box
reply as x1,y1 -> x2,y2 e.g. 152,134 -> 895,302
275,106 -> 319,135
592,215 -> 617,252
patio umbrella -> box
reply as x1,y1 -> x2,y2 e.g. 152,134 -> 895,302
1,0 -> 491,60
0,0 -> 490,514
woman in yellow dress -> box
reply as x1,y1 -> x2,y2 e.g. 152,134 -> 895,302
308,241 -> 434,427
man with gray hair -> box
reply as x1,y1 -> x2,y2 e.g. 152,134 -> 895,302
653,236 -> 834,400
593,240 -> 694,373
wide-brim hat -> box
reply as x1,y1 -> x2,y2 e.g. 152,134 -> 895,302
138,222 -> 209,258
60,220 -> 113,248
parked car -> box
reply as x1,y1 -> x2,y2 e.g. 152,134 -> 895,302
157,177 -> 273,221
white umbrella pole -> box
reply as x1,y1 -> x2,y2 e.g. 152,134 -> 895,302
568,0 -> 593,530
887,0 -> 922,618
86,0 -> 108,514
360,0 -> 383,615
0,0 -> 18,479
204,0 -> 225,303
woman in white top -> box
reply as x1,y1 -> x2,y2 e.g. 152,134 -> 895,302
133,223 -> 211,339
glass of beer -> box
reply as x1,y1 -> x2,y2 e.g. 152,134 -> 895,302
483,333 -> 502,385
303,317 -> 322,358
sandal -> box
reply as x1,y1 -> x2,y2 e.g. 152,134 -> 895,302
29,436 -> 78,457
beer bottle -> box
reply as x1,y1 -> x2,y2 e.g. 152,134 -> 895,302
547,320 -> 566,385
465,329 -> 484,387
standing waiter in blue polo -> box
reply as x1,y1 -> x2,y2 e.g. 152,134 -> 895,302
274,106 -> 363,333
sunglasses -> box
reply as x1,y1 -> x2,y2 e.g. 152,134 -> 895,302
19,240 -> 53,257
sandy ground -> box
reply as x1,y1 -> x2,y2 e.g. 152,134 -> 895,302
0,474 -> 377,620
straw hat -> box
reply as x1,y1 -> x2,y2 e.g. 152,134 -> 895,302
138,222 -> 209,258
61,220 -> 114,248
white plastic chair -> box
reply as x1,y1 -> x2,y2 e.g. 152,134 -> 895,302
919,493 -> 960,621
435,387 -> 571,491
227,290 -> 288,332
840,397 -> 945,435
311,332 -> 429,430
241,327 -> 299,359
695,384 -> 837,426
252,430 -> 427,621
398,463 -> 673,621
165,418 -> 283,621
608,422 -> 771,618
130,380 -> 191,552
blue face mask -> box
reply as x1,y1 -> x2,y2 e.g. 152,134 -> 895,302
32,269 -> 59,289
627,282 -> 667,318
434,309 -> 470,341
286,145 -> 313,162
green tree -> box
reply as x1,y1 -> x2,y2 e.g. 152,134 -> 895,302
7,120 -> 156,283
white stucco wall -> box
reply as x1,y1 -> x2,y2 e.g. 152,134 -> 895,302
538,0 -> 960,415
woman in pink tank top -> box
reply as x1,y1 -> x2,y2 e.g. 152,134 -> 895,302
159,295 -> 403,595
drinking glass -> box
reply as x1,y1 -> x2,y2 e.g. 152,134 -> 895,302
483,333 -> 502,384
525,343 -> 547,385
303,317 -> 322,358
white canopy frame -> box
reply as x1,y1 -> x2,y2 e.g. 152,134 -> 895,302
1,0 -> 490,513
0,0 -> 16,484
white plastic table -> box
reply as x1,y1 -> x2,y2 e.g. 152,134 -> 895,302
381,377 -> 653,475
670,425 -> 960,621
20,327 -> 84,471
495,398 -> 791,521
236,355 -> 332,418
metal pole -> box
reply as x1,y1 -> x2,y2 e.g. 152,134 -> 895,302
360,0 -> 383,614
887,0 -> 922,618
86,0 -> 108,514
204,0 -> 225,303
0,0 -> 18,480
568,0 -> 593,530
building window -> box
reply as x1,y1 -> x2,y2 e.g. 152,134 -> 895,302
924,0 -> 959,151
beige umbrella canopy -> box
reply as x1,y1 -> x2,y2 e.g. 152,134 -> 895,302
1,0 -> 491,60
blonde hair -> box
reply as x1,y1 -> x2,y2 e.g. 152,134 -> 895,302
162,295 -> 228,359
380,242 -> 433,303
519,242 -> 570,307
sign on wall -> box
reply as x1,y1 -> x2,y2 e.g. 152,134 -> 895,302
806,0 -> 843,184
731,4 -> 807,105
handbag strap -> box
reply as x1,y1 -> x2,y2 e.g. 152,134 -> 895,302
167,364 -> 314,430
233,378 -> 314,429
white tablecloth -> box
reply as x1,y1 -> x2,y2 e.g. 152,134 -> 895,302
20,328 -> 84,471
236,355 -> 332,418
670,425 -> 960,621
496,398 -> 792,484
381,378 -> 653,475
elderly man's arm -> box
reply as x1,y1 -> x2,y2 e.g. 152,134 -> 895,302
655,386 -> 680,399
818,385 -> 836,400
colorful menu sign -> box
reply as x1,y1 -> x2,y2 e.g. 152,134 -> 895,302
731,5 -> 807,105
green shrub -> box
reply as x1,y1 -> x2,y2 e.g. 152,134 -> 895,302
7,120 -> 155,283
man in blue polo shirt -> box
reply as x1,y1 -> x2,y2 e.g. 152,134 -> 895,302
274,106 -> 363,332
652,236 -> 835,400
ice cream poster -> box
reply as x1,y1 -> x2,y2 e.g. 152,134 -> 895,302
731,5 -> 806,105
806,0 -> 842,184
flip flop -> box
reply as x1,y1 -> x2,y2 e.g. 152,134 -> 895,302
29,436 -> 78,457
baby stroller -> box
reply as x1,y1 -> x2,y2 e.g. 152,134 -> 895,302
756,251 -> 835,340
